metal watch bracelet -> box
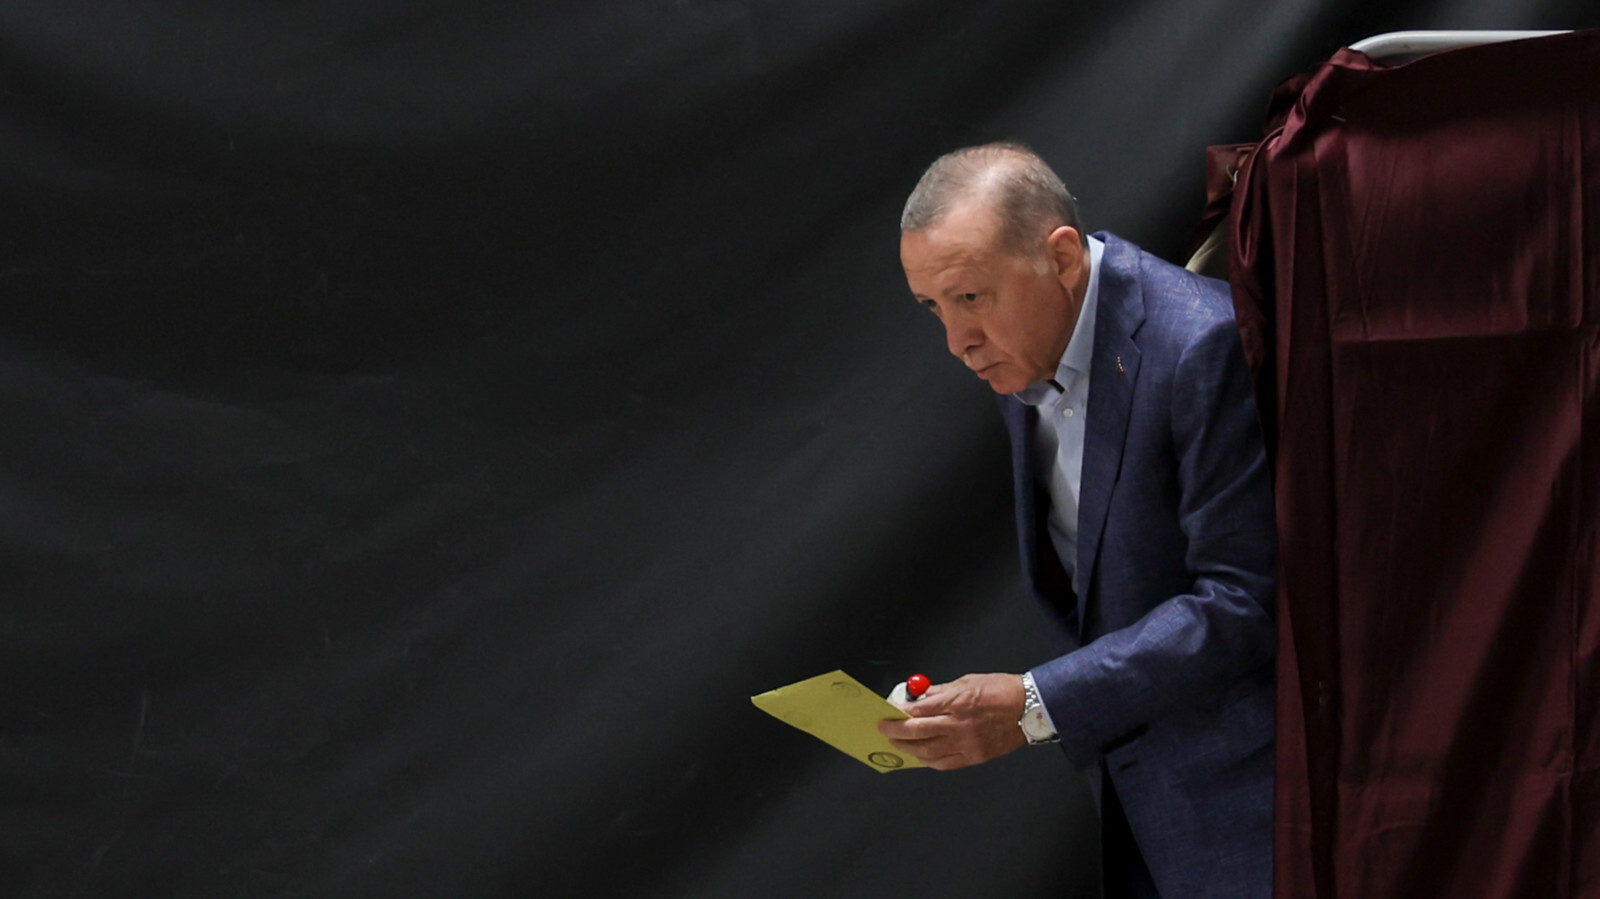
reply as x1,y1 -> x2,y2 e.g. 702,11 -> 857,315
1019,671 -> 1060,744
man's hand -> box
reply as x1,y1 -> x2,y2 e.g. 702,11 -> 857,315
877,673 -> 1028,770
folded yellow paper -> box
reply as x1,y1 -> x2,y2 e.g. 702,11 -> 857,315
751,670 -> 924,773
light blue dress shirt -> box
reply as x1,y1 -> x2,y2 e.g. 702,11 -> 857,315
1014,234 -> 1104,599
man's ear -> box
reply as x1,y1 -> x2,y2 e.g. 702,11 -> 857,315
1046,225 -> 1085,290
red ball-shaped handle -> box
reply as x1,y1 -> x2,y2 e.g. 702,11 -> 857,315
906,674 -> 931,698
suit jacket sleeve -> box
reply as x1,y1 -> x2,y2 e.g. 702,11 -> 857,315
1030,314 -> 1277,769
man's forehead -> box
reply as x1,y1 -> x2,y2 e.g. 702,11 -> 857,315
902,203 -> 1003,266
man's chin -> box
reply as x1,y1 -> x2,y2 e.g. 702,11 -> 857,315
982,375 -> 1029,395
973,363 -> 1034,394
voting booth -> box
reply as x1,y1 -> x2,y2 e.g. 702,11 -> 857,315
1221,30 -> 1600,899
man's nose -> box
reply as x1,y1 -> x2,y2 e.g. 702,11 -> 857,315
945,314 -> 981,362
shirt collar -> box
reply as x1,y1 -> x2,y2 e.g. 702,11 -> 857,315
1015,233 -> 1104,406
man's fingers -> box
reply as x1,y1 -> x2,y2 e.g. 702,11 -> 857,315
878,715 -> 950,740
891,738 -> 975,770
880,713 -> 990,769
883,732 -> 970,768
880,715 -> 961,763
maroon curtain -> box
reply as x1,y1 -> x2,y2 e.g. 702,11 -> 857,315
1225,31 -> 1600,898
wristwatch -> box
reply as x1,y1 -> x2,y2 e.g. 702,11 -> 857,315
1019,671 -> 1059,744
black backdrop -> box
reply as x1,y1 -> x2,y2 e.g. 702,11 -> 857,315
5,3 -> 1597,897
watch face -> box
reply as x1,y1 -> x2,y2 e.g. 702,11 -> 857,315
1022,708 -> 1054,741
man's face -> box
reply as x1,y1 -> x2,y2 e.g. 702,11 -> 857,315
900,202 -> 1085,395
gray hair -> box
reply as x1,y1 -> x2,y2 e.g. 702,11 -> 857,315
900,142 -> 1086,254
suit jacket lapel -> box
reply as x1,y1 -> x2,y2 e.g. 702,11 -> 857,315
1076,235 -> 1146,635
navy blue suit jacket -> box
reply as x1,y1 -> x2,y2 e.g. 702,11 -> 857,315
1001,234 -> 1276,896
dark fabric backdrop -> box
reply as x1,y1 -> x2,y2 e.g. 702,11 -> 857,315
3,3 -> 1597,897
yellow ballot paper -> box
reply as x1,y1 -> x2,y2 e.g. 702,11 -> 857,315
751,670 -> 924,773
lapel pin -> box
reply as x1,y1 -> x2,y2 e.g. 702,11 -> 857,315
1116,355 -> 1125,376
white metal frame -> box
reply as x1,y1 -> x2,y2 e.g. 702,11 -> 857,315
1350,30 -> 1571,61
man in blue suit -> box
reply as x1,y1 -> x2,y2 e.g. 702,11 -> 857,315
879,144 -> 1276,898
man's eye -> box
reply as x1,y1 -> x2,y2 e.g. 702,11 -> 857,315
961,292 -> 979,302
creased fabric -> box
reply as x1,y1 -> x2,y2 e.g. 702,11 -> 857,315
1226,30 -> 1600,899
